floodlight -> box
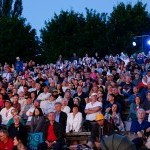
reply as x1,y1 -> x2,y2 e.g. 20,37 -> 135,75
132,41 -> 136,46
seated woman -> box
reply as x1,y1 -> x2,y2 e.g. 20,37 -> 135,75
66,104 -> 82,133
30,107 -> 45,133
105,103 -> 125,131
7,108 -> 25,128
128,95 -> 143,121
61,98 -> 70,114
13,136 -> 27,150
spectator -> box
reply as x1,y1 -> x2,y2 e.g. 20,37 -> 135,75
129,95 -> 143,121
37,85 -> 51,101
61,98 -> 70,114
37,112 -> 64,150
40,94 -> 56,115
66,105 -> 82,133
30,107 -> 45,133
0,129 -> 13,150
0,93 -> 4,111
7,108 -> 25,128
87,113 -> 114,150
12,94 -> 21,113
130,109 -> 150,150
84,93 -> 102,131
105,104 -> 125,131
26,100 -> 41,126
13,135 -> 27,150
15,57 -> 23,74
8,115 -> 27,145
54,102 -> 67,133
21,96 -> 33,123
0,99 -> 14,126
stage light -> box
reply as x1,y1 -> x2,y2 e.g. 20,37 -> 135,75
147,40 -> 150,45
132,41 -> 136,46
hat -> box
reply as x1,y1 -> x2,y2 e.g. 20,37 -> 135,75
91,93 -> 97,96
95,113 -> 104,121
73,97 -> 81,102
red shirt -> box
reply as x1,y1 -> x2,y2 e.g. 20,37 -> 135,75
0,138 -> 13,150
47,124 -> 57,141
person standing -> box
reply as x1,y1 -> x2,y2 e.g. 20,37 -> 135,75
15,57 -> 23,74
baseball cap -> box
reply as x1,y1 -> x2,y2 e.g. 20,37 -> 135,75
95,113 -> 104,121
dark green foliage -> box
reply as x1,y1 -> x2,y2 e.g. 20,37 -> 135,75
40,9 -> 108,62
0,0 -> 39,64
0,0 -> 22,18
0,17 -> 39,63
107,2 -> 150,54
41,1 -> 150,63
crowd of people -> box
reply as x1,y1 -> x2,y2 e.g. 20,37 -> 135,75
0,52 -> 150,149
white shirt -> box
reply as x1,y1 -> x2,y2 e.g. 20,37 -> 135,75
85,101 -> 102,121
2,72 -> 11,82
37,92 -> 51,101
61,106 -> 71,114
26,106 -> 35,122
0,107 -> 14,125
19,98 -> 27,115
66,112 -> 82,133
40,100 -> 56,115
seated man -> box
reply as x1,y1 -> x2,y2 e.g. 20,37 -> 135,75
0,129 -> 13,150
130,108 -> 150,150
88,113 -> 114,150
0,99 -> 14,127
8,115 -> 27,145
38,112 -> 64,150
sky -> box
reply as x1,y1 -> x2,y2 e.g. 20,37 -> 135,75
22,0 -> 150,36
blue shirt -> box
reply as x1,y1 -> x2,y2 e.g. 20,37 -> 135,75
55,112 -> 60,123
130,120 -> 150,133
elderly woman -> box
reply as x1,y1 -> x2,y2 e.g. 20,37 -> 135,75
61,98 -> 70,114
66,105 -> 82,133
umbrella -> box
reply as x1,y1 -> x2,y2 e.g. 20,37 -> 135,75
101,134 -> 136,150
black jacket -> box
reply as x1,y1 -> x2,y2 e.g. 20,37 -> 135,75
91,120 -> 114,143
8,123 -> 27,145
59,111 -> 67,132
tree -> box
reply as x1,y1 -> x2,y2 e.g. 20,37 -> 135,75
0,17 -> 39,63
41,9 -> 108,62
108,2 -> 150,55
0,0 -> 40,64
0,0 -> 22,18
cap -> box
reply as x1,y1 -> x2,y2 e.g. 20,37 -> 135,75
73,97 -> 81,102
91,93 -> 97,96
95,113 -> 104,121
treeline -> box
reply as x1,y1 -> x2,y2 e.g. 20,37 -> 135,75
0,0 -> 150,63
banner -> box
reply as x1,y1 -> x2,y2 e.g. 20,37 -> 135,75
27,132 -> 43,150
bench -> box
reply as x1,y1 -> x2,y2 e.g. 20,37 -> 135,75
65,132 -> 91,144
